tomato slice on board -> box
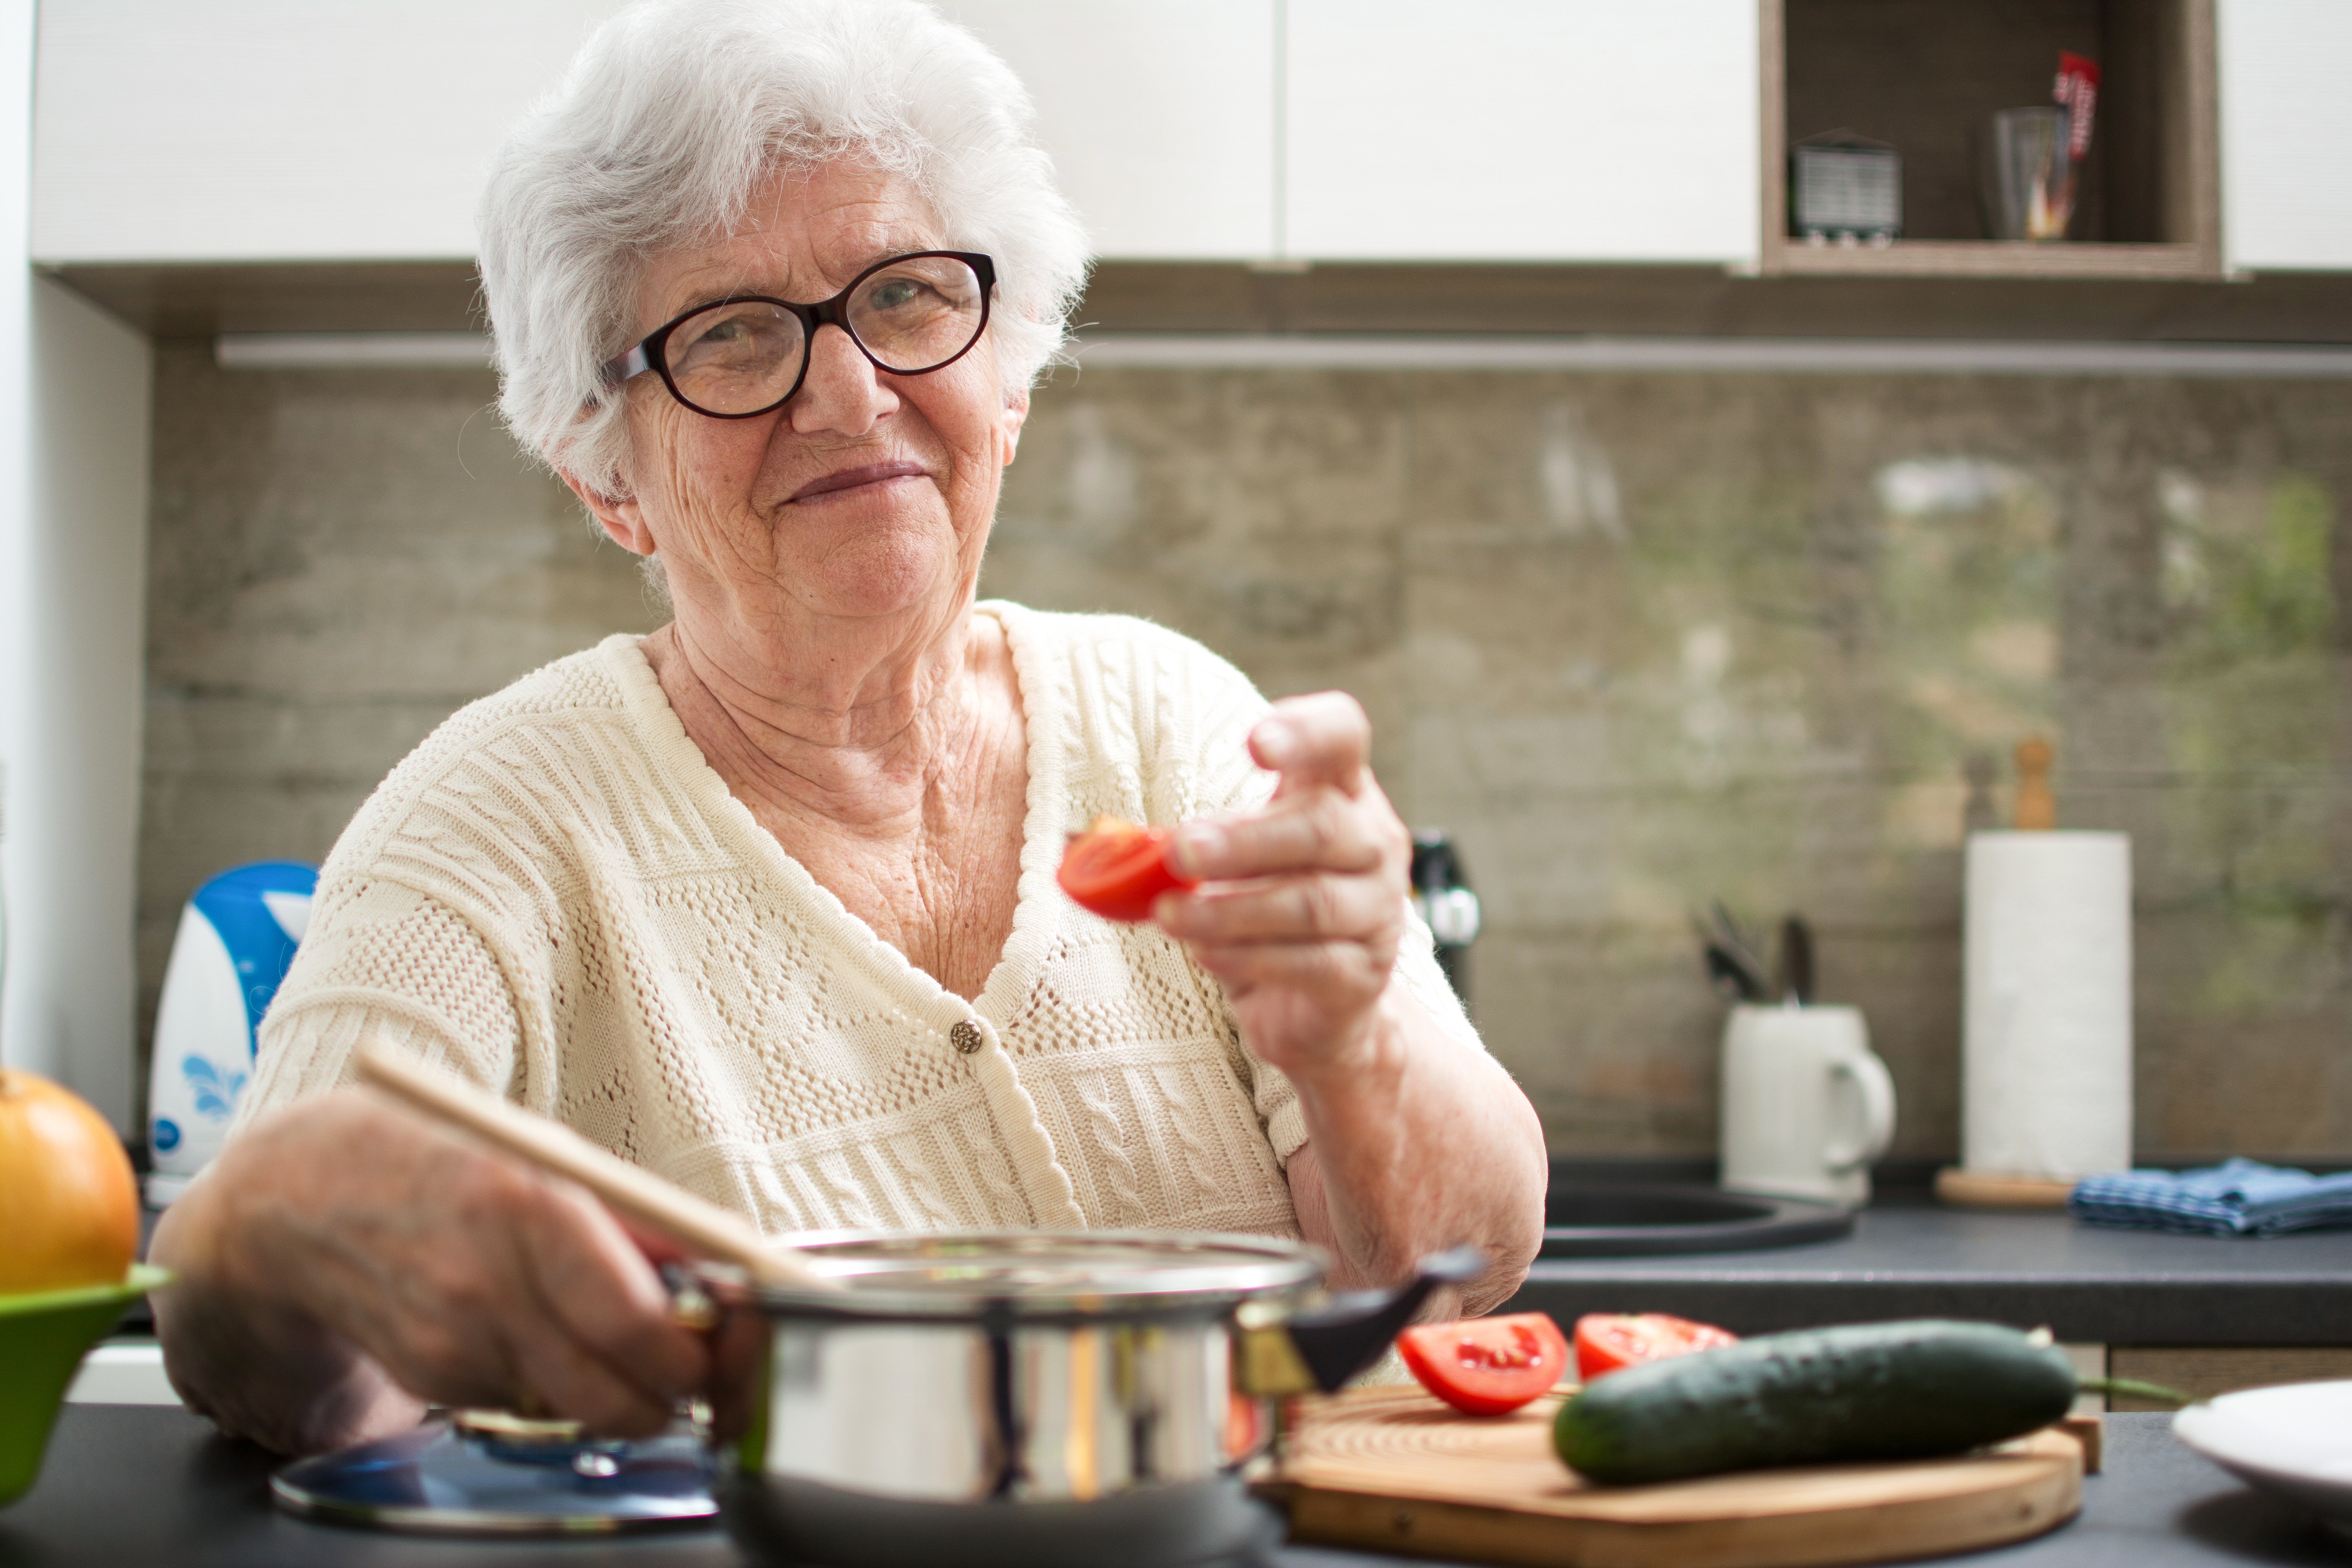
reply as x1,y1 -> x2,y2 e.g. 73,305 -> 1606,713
1572,1312 -> 1740,1382
1056,815 -> 1197,923
1397,1312 -> 1571,1416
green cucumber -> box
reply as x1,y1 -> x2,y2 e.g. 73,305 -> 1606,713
1553,1319 -> 2077,1485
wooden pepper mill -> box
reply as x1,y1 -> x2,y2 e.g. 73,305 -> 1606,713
2012,737 -> 2055,831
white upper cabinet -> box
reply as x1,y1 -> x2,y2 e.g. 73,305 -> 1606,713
31,0 -> 1276,267
2218,0 -> 2352,272
1282,0 -> 1759,265
943,2 -> 1277,261
32,1 -> 628,263
31,0 -> 1763,270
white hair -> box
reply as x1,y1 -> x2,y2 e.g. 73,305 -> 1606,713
477,0 -> 1091,501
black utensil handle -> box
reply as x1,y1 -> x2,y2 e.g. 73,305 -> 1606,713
1780,915 -> 1815,1005
1704,947 -> 1749,1002
1706,941 -> 1769,1003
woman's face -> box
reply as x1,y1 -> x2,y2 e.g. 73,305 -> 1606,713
592,161 -> 1027,639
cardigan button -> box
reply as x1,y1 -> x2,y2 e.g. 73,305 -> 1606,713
950,1020 -> 984,1055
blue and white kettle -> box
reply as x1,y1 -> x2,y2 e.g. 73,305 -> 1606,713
145,861 -> 317,1205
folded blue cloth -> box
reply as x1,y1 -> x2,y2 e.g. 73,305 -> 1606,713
2071,1159 -> 2352,1237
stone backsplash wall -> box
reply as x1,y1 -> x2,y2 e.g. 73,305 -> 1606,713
138,346 -> 661,1087
143,342 -> 2352,1160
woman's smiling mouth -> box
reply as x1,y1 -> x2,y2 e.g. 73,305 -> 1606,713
789,460 -> 928,502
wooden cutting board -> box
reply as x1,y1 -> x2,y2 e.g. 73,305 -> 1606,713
1264,1385 -> 2088,1568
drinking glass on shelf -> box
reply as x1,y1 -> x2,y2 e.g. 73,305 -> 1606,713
1982,107 -> 2076,242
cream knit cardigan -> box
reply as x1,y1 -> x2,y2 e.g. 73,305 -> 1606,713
238,603 -> 1483,1239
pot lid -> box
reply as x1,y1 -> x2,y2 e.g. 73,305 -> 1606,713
748,1229 -> 1323,1317
270,1419 -> 714,1536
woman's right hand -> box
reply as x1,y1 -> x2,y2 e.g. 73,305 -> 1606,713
150,1085 -> 710,1457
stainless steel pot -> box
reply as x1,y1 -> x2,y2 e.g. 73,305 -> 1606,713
339,1050 -> 1486,1561
712,1230 -> 1481,1568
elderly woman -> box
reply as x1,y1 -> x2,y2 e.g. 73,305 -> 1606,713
152,0 -> 1546,1455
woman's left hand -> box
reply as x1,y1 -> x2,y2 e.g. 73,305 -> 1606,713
1158,692 -> 1412,1080
1160,690 -> 1546,1306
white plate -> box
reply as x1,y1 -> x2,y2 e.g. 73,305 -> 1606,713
2173,1379 -> 2352,1535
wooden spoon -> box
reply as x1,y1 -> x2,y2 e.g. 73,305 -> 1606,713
353,1043 -> 838,1292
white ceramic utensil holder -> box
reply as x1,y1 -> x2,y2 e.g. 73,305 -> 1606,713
1720,1004 -> 1897,1208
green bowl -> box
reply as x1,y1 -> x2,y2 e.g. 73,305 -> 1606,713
0,1264 -> 171,1506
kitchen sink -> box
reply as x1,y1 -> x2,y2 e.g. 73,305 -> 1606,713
1540,1181 -> 1854,1257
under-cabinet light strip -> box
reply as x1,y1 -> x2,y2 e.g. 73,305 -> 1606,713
213,330 -> 2352,379
216,332 -> 491,368
1069,334 -> 2352,377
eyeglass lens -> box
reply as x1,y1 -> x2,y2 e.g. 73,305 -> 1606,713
662,254 -> 986,416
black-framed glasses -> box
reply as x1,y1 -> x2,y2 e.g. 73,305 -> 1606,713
599,250 -> 997,419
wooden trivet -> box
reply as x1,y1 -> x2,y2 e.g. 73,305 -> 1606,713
1935,1167 -> 2078,1209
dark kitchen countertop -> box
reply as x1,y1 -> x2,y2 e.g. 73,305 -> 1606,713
6,1405 -> 2348,1568
115,1181 -> 2352,1347
1504,1192 -> 2352,1343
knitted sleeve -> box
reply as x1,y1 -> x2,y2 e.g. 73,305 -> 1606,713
235,873 -> 531,1136
227,660 -> 606,1136
1171,639 -> 1488,1167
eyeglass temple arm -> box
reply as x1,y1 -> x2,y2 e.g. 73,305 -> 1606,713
599,341 -> 655,393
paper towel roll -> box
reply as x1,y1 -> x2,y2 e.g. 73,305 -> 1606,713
1963,831 -> 2132,1180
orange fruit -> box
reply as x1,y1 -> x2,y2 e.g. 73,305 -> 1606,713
0,1069 -> 139,1294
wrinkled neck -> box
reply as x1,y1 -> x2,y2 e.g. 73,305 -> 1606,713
644,596 -> 1000,836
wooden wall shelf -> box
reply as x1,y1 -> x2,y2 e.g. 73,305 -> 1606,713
1773,240 -> 2210,280
1759,0 -> 2223,282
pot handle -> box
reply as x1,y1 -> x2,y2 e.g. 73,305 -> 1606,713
1236,1244 -> 1488,1396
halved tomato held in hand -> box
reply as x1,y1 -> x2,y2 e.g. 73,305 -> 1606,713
1397,1312 -> 1571,1416
1057,815 -> 1198,923
1572,1312 -> 1739,1382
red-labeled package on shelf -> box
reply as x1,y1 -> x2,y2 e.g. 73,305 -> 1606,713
2055,51 -> 2101,163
